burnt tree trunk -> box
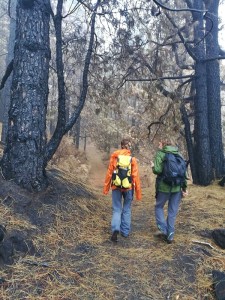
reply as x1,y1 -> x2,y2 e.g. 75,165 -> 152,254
1,0 -> 51,191
180,104 -> 197,182
204,0 -> 224,178
74,115 -> 81,149
192,4 -> 212,185
1,0 -> 17,143
163,3 -> 212,185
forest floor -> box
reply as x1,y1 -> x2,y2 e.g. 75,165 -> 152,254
0,141 -> 224,299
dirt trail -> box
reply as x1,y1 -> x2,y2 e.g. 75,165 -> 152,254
85,143 -> 153,191
85,143 -> 108,190
82,144 -> 222,299
83,145 -> 199,298
0,142 -> 223,299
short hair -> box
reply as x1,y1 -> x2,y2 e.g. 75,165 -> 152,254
121,138 -> 131,148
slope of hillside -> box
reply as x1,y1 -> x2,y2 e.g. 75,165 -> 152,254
0,142 -> 224,299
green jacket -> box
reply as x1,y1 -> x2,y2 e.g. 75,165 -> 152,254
152,145 -> 187,193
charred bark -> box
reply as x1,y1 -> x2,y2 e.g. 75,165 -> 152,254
1,0 -> 51,191
204,0 -> 224,178
192,4 -> 212,185
180,104 -> 197,183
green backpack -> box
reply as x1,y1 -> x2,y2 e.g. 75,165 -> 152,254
112,155 -> 132,189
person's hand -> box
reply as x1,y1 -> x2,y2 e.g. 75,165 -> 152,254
150,161 -> 154,168
182,190 -> 188,198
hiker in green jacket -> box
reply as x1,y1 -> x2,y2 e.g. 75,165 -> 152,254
151,139 -> 188,244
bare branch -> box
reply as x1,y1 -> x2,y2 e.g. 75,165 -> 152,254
152,0 -> 207,13
77,0 -> 94,12
8,0 -> 11,18
154,1 -> 213,51
0,60 -> 13,90
63,2 -> 82,18
192,240 -> 215,249
172,43 -> 194,70
165,12 -> 198,61
126,74 -> 194,82
201,56 -> 225,63
65,1 -> 100,133
148,103 -> 173,139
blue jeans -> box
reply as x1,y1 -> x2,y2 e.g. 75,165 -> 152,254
111,189 -> 133,236
155,191 -> 182,240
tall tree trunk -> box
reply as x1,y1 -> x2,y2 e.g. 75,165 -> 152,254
194,61 -> 212,184
192,4 -> 212,185
204,0 -> 224,178
1,0 -> 51,191
1,0 -> 17,143
180,104 -> 197,182
74,115 -> 81,149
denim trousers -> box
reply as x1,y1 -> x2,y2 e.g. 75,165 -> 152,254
155,191 -> 182,239
111,189 -> 133,236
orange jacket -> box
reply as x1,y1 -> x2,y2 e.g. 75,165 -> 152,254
103,149 -> 142,200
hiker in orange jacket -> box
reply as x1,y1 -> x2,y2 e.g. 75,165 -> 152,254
103,138 -> 142,242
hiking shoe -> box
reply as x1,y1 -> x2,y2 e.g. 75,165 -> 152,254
167,232 -> 174,244
167,239 -> 174,244
111,230 -> 119,242
154,230 -> 167,240
121,232 -> 128,238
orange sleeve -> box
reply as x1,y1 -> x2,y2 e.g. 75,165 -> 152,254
131,157 -> 142,200
103,155 -> 115,195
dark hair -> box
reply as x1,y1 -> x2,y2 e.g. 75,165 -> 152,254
121,138 -> 131,149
